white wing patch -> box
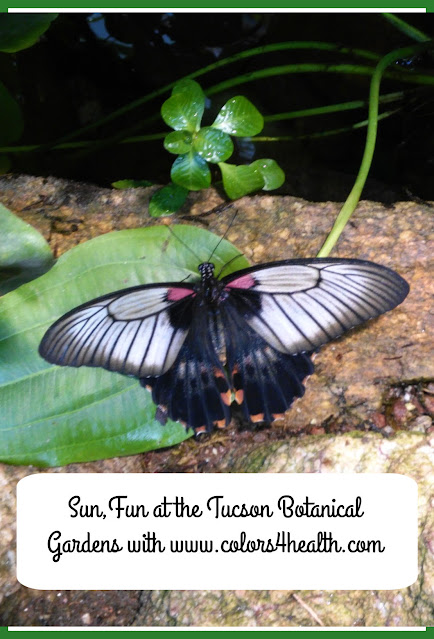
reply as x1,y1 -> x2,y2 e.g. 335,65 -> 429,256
39,286 -> 195,377
240,260 -> 408,354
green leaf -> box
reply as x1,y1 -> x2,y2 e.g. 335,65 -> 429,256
250,159 -> 285,191
0,80 -> 24,145
164,130 -> 193,155
0,225 -> 249,467
149,183 -> 189,217
218,162 -> 265,200
112,179 -> 153,189
172,78 -> 205,103
0,14 -> 58,53
212,96 -> 264,137
171,151 -> 211,191
161,80 -> 205,133
0,203 -> 54,295
193,127 -> 234,163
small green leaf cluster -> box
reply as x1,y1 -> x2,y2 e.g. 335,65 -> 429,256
150,79 -> 285,217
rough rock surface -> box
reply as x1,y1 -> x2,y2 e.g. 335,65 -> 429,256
0,175 -> 433,627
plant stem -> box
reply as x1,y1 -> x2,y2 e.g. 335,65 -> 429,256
254,109 -> 399,141
40,41 -> 383,148
316,41 -> 434,258
33,62 -> 431,162
206,63 -> 434,97
383,13 -> 430,42
0,91 -> 407,155
264,91 -> 404,122
0,133 -> 166,154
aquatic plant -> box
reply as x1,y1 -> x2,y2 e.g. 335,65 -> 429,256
149,79 -> 284,216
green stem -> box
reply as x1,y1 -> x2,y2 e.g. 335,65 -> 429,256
317,41 -> 434,258
264,91 -> 404,122
0,93 -> 407,154
383,13 -> 430,42
35,61 -> 431,162
254,109 -> 399,142
2,88 -> 405,157
0,132 -> 166,154
54,66 -> 407,163
206,63 -> 434,97
0,111 -> 396,154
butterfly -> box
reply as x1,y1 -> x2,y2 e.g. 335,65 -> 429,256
39,243 -> 409,435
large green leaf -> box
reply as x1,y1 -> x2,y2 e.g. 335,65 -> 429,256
212,96 -> 264,137
0,225 -> 248,467
161,79 -> 205,133
219,162 -> 265,200
171,151 -> 211,190
0,203 -> 53,295
0,14 -> 58,53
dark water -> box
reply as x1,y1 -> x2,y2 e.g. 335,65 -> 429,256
4,12 -> 434,202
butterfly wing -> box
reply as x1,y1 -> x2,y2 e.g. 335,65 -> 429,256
141,307 -> 232,433
39,283 -> 196,377
39,256 -> 409,434
222,258 -> 409,355
220,299 -> 314,423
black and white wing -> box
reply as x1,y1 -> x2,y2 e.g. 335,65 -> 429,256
39,283 -> 196,377
222,258 -> 409,354
142,309 -> 232,434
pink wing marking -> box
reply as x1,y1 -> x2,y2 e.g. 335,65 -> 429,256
167,287 -> 195,302
225,274 -> 256,290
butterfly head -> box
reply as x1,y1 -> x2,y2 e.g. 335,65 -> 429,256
198,262 -> 215,281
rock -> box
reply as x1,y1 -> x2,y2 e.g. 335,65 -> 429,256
0,176 -> 433,626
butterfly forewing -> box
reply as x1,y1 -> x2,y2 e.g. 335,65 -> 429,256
39,283 -> 196,377
223,259 -> 409,355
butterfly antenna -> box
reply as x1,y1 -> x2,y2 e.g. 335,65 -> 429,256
216,253 -> 246,279
165,224 -> 202,263
207,209 -> 239,264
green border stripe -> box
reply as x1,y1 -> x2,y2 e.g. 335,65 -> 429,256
1,3 -> 431,10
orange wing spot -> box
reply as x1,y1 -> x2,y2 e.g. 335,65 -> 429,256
214,419 -> 226,429
221,390 -> 232,406
195,425 -> 207,435
271,413 -> 286,421
145,385 -> 152,392
232,364 -> 240,374
235,389 -> 244,404
214,368 -> 226,379
250,413 -> 265,423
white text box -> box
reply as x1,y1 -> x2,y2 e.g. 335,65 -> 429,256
16,473 -> 418,590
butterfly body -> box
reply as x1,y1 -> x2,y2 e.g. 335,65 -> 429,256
39,255 -> 409,435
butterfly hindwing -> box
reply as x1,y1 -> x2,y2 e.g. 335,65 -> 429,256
39,283 -> 196,377
142,309 -> 232,433
221,301 -> 314,423
223,258 -> 409,355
